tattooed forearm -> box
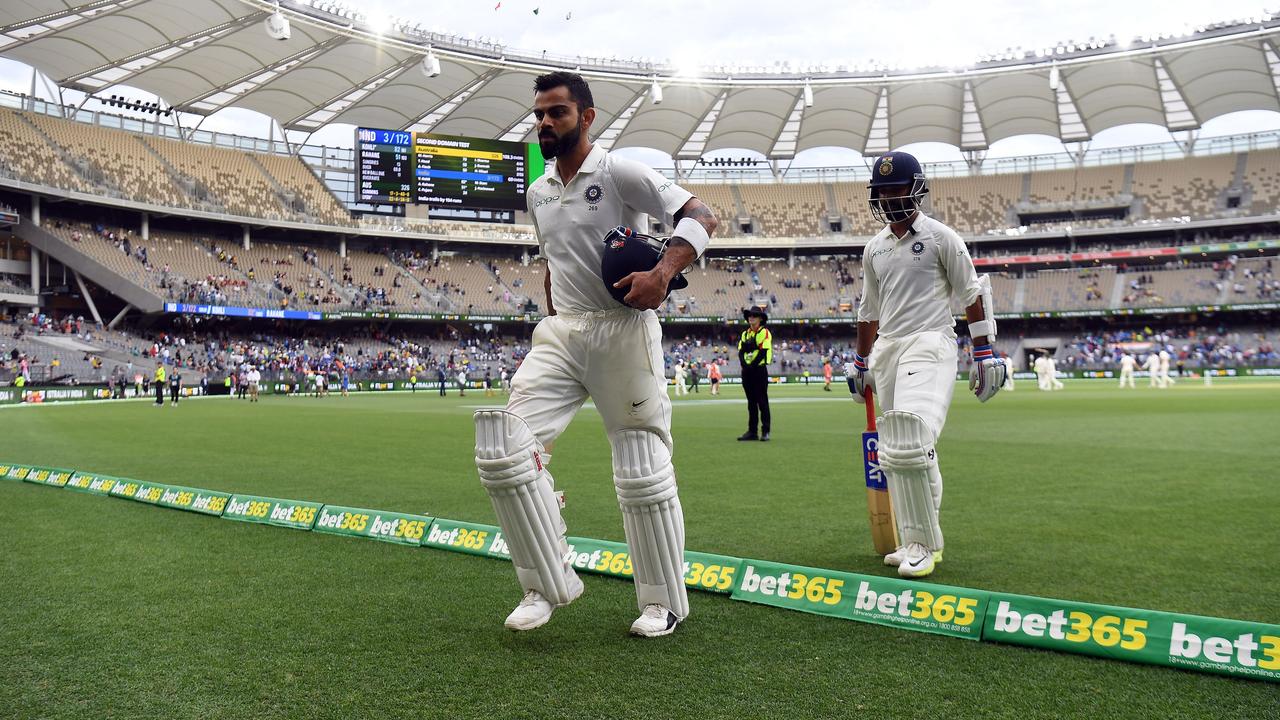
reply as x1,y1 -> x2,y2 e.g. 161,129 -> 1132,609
674,199 -> 719,236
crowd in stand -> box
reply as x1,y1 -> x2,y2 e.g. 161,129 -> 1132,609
1060,326 -> 1279,369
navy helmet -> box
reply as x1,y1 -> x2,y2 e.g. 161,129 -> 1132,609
867,150 -> 928,225
600,226 -> 689,305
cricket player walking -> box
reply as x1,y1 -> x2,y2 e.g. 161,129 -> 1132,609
1145,352 -> 1162,388
473,72 -> 718,637
1118,353 -> 1137,388
846,151 -> 1005,578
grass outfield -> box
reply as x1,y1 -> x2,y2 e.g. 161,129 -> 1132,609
2,380 -> 1278,718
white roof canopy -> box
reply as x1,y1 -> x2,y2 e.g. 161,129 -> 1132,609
5,1 -> 1280,156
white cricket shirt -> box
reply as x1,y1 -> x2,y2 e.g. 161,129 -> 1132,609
856,213 -> 982,339
527,144 -> 694,314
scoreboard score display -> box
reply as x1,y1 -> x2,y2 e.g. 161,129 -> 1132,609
357,128 -> 545,211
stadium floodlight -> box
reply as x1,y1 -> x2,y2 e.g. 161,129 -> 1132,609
1049,63 -> 1060,91
264,7 -> 291,41
422,48 -> 442,78
650,77 -> 663,105
803,79 -> 814,108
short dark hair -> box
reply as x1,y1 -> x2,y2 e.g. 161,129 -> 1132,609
533,71 -> 593,113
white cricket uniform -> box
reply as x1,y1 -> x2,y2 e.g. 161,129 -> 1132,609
1047,357 -> 1064,390
1118,354 -> 1136,388
858,213 -> 981,438
1145,354 -> 1161,387
1158,350 -> 1174,387
672,364 -> 688,396
513,143 -> 696,446
858,212 -> 982,556
489,143 -> 701,619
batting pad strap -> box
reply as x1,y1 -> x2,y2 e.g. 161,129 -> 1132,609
674,216 -> 710,258
474,409 -> 574,605
611,429 -> 690,619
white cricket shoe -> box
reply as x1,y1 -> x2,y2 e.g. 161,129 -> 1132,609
883,545 -> 943,568
897,542 -> 937,578
629,604 -> 681,638
503,571 -> 584,631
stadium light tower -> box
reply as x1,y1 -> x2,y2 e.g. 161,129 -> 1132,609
1049,62 -> 1060,91
803,79 -> 814,108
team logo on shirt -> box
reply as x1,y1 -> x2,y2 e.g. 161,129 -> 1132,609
910,240 -> 925,255
584,184 -> 605,204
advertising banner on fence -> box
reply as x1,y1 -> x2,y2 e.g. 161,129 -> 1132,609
731,559 -> 989,640
423,518 -> 507,557
22,466 -> 75,488
564,537 -> 743,595
130,480 -> 171,505
65,471 -> 124,495
221,494 -> 321,530
313,505 -> 433,546
983,593 -> 1280,682
3,463 -> 31,481
155,485 -> 231,516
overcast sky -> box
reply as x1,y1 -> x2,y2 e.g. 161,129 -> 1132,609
2,0 -> 1279,167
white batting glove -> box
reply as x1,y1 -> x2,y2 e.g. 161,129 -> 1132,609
968,344 -> 1006,403
846,353 -> 873,403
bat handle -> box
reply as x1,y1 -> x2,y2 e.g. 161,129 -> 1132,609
863,387 -> 876,430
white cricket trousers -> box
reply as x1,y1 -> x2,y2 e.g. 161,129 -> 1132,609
872,330 -> 959,441
507,308 -> 673,449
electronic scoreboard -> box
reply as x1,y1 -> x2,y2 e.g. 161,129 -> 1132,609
356,128 -> 545,211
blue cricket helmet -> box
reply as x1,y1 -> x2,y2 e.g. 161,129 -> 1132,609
867,150 -> 928,224
600,226 -> 689,305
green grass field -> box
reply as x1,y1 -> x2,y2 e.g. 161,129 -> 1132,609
2,380 -> 1278,719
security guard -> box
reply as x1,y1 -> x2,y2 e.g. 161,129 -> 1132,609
737,307 -> 773,441
153,362 -> 166,407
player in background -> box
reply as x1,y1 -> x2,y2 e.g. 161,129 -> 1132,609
1032,354 -> 1049,391
1118,353 -> 1137,388
457,367 -> 467,397
500,366 -> 510,393
708,361 -> 722,395
248,366 -> 261,402
1047,354 -> 1064,390
473,71 -> 717,637
672,361 -> 688,396
1144,351 -> 1162,388
823,358 -> 833,392
1158,349 -> 1175,388
846,150 -> 1006,578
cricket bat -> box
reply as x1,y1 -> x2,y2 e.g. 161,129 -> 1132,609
862,388 -> 898,554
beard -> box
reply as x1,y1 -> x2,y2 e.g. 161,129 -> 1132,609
538,120 -> 583,160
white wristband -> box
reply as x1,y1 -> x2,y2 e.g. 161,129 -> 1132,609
968,319 -> 994,339
673,216 -> 710,257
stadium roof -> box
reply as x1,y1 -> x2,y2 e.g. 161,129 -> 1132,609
5,1 -> 1280,157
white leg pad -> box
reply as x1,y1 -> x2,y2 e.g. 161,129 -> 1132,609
878,411 -> 944,550
474,409 -> 575,605
611,429 -> 690,620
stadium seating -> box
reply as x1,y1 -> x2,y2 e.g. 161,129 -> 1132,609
0,107 -> 95,194
1131,154 -> 1237,220
23,111 -> 193,210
